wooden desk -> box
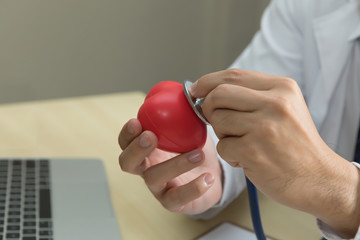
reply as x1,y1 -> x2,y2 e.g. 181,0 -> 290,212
0,92 -> 321,240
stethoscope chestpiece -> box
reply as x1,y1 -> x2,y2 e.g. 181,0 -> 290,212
183,80 -> 210,125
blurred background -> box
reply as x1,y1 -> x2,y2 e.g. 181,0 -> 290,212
0,0 -> 269,104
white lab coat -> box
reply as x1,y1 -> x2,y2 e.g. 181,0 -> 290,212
197,0 -> 360,239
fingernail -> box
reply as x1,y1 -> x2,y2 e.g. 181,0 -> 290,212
189,81 -> 197,95
127,123 -> 135,135
188,150 -> 202,163
139,133 -> 151,148
204,174 -> 214,186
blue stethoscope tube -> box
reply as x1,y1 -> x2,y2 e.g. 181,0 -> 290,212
246,177 -> 266,240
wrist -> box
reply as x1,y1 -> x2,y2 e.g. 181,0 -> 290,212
306,152 -> 360,238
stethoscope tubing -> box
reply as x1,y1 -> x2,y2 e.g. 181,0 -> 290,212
246,177 -> 266,240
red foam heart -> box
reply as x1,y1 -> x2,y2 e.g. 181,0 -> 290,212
137,81 -> 207,153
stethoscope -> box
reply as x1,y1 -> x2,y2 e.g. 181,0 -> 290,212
184,80 -> 267,240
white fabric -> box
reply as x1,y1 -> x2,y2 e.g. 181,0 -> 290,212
195,0 -> 360,239
317,218 -> 360,240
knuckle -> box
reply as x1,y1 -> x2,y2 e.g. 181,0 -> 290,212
279,77 -> 300,93
118,132 -> 126,150
216,140 -> 229,160
118,148 -> 142,174
211,84 -> 229,101
210,111 -> 233,138
258,120 -> 278,141
119,119 -> 141,150
224,68 -> 243,83
217,139 -> 245,166
142,170 -> 156,188
203,86 -> 228,120
118,154 -> 129,172
197,73 -> 212,87
209,109 -> 223,125
266,95 -> 292,115
118,132 -> 121,146
118,129 -> 133,150
216,140 -> 224,154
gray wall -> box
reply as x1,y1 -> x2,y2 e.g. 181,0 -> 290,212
0,0 -> 269,103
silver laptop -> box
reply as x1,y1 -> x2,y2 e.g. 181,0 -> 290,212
0,158 -> 121,240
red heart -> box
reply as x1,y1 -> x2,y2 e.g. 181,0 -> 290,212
137,81 -> 207,153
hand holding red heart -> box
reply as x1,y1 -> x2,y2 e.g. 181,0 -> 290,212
118,81 -> 222,214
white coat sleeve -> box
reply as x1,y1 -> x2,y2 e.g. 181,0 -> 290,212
192,0 -> 305,219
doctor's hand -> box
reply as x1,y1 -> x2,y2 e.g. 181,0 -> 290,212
118,119 -> 222,215
190,68 -> 360,238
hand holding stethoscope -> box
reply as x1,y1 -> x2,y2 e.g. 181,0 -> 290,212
189,69 -> 358,238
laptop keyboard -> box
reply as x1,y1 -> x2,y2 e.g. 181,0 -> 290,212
0,159 -> 53,240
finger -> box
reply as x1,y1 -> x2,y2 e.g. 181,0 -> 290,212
191,68 -> 279,98
201,84 -> 266,122
119,118 -> 143,150
143,149 -> 204,194
119,131 -> 158,175
208,109 -> 256,139
216,136 -> 263,169
161,173 -> 215,212
216,137 -> 246,168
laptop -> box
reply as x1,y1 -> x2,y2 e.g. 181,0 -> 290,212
0,158 -> 121,240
